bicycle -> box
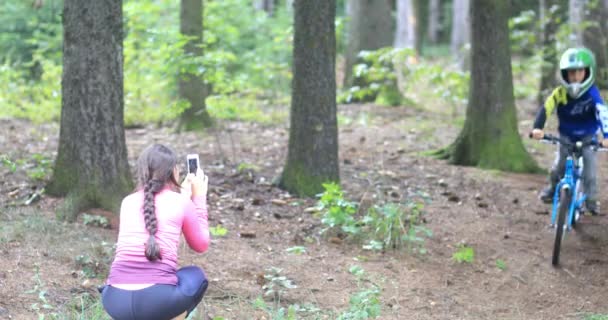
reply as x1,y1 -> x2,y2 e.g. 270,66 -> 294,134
531,133 -> 605,266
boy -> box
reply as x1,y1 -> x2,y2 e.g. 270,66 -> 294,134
531,47 -> 608,215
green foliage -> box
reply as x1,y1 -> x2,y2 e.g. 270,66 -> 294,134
452,245 -> 475,264
339,47 -> 414,106
509,10 -> 537,56
317,182 -> 359,235
1,155 -> 17,173
253,297 -> 300,320
0,0 -> 293,125
362,202 -> 432,253
74,241 -> 114,279
336,266 -> 382,320
585,314 -> 608,320
82,214 -> 110,229
317,184 -> 431,254
209,225 -> 228,237
285,246 -> 306,255
496,259 -> 507,271
0,1 -> 63,67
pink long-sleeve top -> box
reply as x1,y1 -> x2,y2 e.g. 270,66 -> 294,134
106,186 -> 209,287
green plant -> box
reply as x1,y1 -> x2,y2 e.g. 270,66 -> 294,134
585,314 -> 608,320
496,259 -> 507,271
452,245 -> 475,264
209,225 -> 228,237
74,241 -> 114,279
339,47 -> 414,106
285,246 -> 306,255
362,202 -> 431,254
82,214 -> 110,228
317,182 -> 360,236
262,267 -> 296,300
0,155 -> 17,172
335,266 -> 382,320
26,265 -> 58,319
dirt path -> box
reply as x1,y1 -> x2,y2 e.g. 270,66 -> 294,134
2,104 -> 608,319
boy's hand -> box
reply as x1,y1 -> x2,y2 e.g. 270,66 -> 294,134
531,128 -> 544,140
601,139 -> 608,148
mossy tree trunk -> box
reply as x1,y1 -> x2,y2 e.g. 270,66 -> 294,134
279,0 -> 339,197
538,0 -> 567,106
343,0 -> 393,88
47,0 -> 133,220
437,0 -> 540,173
177,0 -> 213,131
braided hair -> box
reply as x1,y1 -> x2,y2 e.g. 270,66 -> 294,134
136,144 -> 180,261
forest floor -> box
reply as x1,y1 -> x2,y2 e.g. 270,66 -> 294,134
2,101 -> 608,320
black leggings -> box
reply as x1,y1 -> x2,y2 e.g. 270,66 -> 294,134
101,266 -> 208,320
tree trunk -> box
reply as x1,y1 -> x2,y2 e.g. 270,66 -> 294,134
451,0 -> 470,70
394,0 -> 416,49
569,0 -> 585,46
177,0 -> 213,131
583,0 -> 608,89
438,0 -> 539,173
427,0 -> 440,44
538,0 -> 567,106
280,0 -> 339,197
48,0 -> 133,220
343,0 -> 393,87
253,0 -> 275,14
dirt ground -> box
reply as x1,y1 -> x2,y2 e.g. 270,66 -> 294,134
2,102 -> 608,320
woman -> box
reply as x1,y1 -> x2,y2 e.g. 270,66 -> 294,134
101,144 -> 210,320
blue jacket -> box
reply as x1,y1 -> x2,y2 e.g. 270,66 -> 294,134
534,85 -> 608,139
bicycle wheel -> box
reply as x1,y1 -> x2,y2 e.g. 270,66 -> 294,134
553,187 -> 571,266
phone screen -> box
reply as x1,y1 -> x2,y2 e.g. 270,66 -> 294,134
188,158 -> 198,174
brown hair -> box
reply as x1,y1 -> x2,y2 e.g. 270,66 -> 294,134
136,144 -> 180,261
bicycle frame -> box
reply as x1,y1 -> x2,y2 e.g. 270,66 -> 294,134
550,155 -> 584,231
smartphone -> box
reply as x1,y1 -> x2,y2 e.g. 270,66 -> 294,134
186,154 -> 200,175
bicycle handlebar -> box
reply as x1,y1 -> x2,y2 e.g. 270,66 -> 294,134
528,132 -> 608,151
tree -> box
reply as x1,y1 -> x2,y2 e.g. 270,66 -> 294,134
394,0 -> 417,50
435,0 -> 539,173
254,0 -> 275,14
280,0 -> 339,197
450,0 -> 470,70
538,0 -> 567,105
177,0 -> 213,131
47,0 -> 133,220
427,0 -> 441,44
583,0 -> 608,89
343,0 -> 392,87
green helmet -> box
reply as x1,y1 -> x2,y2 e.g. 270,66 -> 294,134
559,47 -> 596,99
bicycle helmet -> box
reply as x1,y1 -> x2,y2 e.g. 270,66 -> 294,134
559,47 -> 596,99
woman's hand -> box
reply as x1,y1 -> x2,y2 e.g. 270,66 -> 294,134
190,168 -> 208,198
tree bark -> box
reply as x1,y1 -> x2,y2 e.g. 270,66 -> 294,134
177,0 -> 213,131
569,0 -> 585,46
438,0 -> 539,173
280,0 -> 339,197
394,0 -> 416,49
253,0 -> 275,14
427,0 -> 440,44
343,0 -> 393,87
538,0 -> 567,106
450,0 -> 470,70
48,0 -> 133,220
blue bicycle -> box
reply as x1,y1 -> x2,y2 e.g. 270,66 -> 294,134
533,133 -> 603,265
